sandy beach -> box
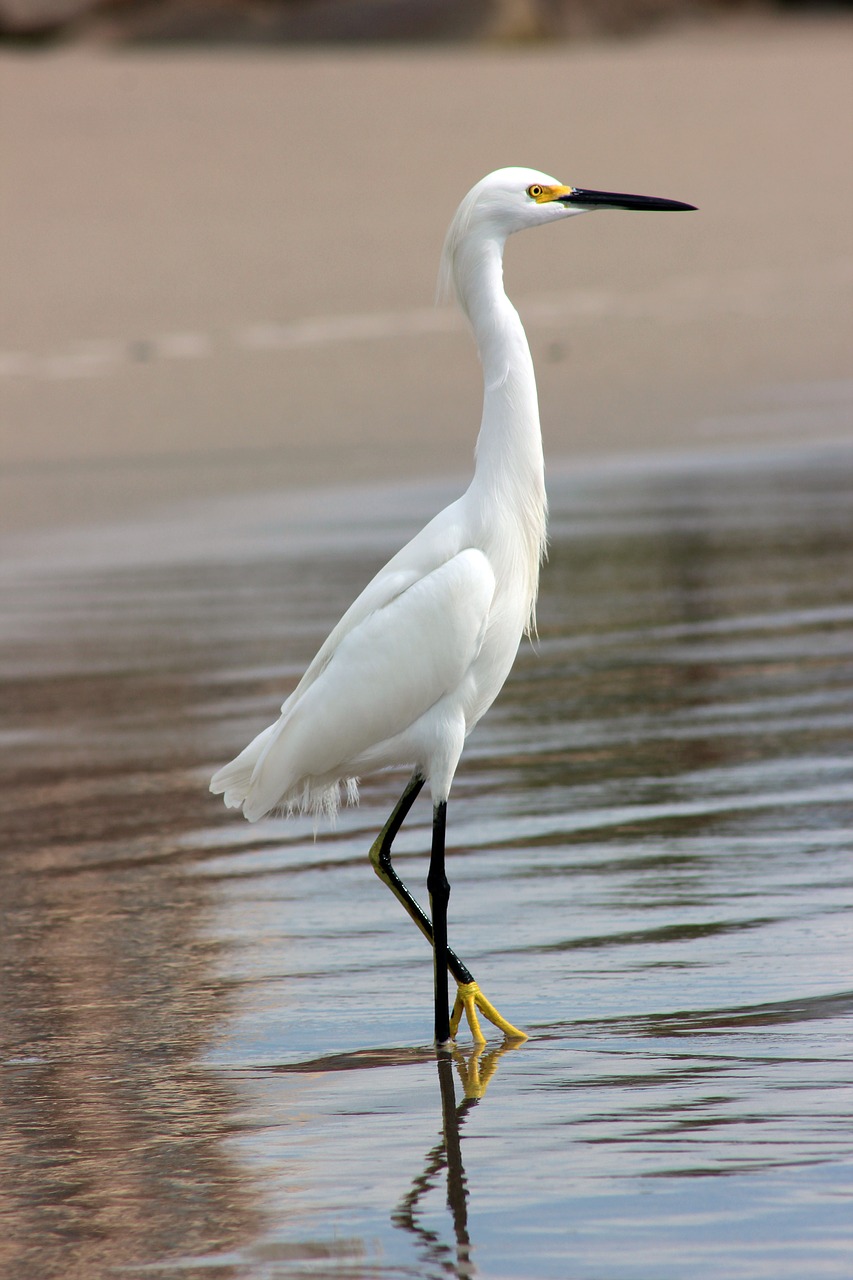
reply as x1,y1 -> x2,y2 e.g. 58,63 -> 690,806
1,14 -> 851,536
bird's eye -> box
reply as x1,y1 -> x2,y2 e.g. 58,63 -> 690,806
527,184 -> 543,199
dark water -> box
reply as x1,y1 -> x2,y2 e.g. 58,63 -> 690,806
1,444 -> 852,1280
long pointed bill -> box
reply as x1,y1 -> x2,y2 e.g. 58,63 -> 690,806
558,188 -> 696,212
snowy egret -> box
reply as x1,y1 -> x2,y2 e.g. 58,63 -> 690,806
210,167 -> 695,1045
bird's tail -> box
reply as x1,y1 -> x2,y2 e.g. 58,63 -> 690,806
210,720 -> 359,825
209,723 -> 277,813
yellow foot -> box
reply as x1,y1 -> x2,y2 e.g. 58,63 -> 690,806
449,980 -> 528,1044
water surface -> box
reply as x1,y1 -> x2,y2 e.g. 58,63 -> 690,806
1,444 -> 852,1279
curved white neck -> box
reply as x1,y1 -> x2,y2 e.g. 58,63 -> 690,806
455,234 -> 545,508
453,231 -> 547,627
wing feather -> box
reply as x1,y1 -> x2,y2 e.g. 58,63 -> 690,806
243,548 -> 495,820
280,498 -> 468,712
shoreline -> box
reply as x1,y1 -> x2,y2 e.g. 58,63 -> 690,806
5,431 -> 853,579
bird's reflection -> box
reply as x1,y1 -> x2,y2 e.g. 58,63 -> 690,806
392,1041 -> 519,1279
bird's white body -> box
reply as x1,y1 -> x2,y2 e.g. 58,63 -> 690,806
211,165 -> 694,825
211,165 -> 694,1042
211,168 -> 563,823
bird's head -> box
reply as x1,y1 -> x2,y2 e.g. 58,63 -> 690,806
438,166 -> 695,302
464,165 -> 696,235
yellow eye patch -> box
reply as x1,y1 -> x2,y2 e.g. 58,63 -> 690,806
526,183 -> 573,203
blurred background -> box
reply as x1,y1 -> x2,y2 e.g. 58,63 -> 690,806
1,0 -> 851,535
1,0 -> 853,43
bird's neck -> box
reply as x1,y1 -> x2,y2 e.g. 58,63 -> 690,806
456,235 -> 547,623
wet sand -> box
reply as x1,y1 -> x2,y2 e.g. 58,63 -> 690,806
1,15 -> 852,536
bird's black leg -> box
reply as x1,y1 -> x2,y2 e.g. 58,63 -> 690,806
369,772 -> 526,1043
369,773 -> 474,987
428,800 -> 451,1044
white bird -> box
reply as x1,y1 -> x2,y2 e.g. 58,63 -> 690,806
210,167 -> 695,1045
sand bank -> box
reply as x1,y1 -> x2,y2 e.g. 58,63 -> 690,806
1,15 -> 851,535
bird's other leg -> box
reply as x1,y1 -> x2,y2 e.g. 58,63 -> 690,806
427,800 -> 451,1045
369,773 -> 475,987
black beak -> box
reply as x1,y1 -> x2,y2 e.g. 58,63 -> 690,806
558,188 -> 696,212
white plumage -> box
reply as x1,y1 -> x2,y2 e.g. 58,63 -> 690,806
211,167 -> 557,822
210,166 -> 694,828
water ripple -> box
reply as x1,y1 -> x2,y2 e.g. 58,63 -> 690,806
1,444 -> 852,1279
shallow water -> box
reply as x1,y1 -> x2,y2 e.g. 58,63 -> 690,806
1,444 -> 852,1280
